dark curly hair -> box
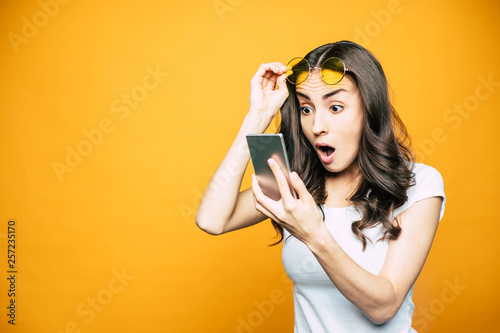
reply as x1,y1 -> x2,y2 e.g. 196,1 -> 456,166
271,40 -> 415,250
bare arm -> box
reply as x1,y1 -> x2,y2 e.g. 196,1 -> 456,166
195,62 -> 289,235
252,160 -> 443,324
307,197 -> 442,324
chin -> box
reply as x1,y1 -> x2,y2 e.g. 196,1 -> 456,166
325,167 -> 345,174
319,157 -> 358,175
320,161 -> 345,174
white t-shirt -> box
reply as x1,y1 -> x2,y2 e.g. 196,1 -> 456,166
281,163 -> 446,333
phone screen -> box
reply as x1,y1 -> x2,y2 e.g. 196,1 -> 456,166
246,134 -> 297,201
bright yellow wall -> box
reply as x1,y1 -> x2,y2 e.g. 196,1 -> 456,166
1,0 -> 499,332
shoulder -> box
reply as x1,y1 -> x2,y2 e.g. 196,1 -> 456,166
396,162 -> 446,221
410,162 -> 445,193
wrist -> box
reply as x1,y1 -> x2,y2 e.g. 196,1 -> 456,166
241,111 -> 273,134
304,223 -> 339,255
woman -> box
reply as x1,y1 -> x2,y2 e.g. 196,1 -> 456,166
196,40 -> 445,332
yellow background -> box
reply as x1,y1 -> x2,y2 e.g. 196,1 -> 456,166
1,0 -> 499,332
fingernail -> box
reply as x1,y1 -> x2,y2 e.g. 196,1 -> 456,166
267,159 -> 274,166
291,172 -> 298,180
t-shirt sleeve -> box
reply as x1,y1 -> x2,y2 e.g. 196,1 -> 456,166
395,163 -> 446,221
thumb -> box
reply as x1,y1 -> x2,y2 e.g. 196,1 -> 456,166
276,73 -> 288,93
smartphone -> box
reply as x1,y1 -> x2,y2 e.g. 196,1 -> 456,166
246,133 -> 297,201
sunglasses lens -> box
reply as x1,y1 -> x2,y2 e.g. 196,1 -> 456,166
286,57 -> 309,85
321,57 -> 346,85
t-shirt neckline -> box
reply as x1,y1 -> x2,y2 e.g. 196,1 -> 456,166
321,203 -> 354,213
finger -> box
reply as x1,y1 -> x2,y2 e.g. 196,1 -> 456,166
275,62 -> 288,74
265,62 -> 287,74
267,158 -> 295,205
275,73 -> 289,92
262,70 -> 273,88
251,174 -> 281,220
290,171 -> 313,202
265,72 -> 279,91
263,64 -> 284,88
251,63 -> 288,88
254,198 -> 279,221
252,63 -> 286,81
250,64 -> 272,87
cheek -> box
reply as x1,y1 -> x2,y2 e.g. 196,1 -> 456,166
339,111 -> 364,149
350,118 -> 363,140
355,113 -> 365,140
300,116 -> 313,140
348,117 -> 364,151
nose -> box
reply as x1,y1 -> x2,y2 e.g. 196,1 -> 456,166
312,109 -> 328,136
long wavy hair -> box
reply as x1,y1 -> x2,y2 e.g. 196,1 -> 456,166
271,40 -> 415,250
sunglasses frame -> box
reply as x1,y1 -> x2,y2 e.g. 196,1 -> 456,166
286,57 -> 349,86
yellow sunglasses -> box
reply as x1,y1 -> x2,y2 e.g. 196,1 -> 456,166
286,57 -> 349,85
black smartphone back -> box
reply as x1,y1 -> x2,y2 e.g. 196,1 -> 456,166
246,133 -> 296,201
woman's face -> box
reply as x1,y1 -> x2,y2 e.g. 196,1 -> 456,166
297,71 -> 364,175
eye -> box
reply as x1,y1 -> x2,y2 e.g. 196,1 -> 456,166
300,106 -> 313,115
330,104 -> 344,113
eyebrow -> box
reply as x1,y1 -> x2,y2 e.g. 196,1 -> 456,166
296,89 -> 347,101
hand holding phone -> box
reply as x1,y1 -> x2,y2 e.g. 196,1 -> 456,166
246,134 -> 297,201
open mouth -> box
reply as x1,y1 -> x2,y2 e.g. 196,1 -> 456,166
319,145 -> 335,156
316,143 -> 336,163
316,143 -> 335,157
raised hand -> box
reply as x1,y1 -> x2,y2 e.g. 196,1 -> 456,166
248,62 -> 289,121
